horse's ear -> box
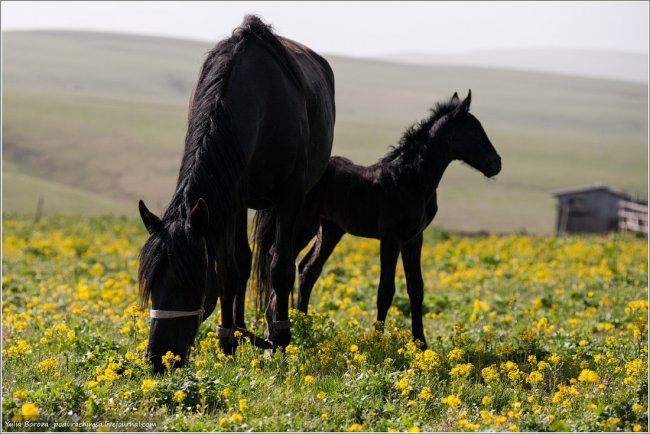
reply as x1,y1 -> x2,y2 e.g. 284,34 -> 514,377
451,92 -> 460,104
189,198 -> 209,236
139,200 -> 162,235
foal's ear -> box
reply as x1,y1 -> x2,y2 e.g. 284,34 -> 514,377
139,200 -> 162,235
189,198 -> 209,236
451,92 -> 460,104
454,90 -> 472,116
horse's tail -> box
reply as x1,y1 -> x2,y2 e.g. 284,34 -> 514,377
252,208 -> 277,313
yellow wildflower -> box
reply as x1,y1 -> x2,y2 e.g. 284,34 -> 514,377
547,354 -> 561,365
141,379 -> 157,395
161,351 -> 181,370
13,390 -> 28,400
527,370 -> 544,384
419,386 -> 433,400
482,365 -> 500,382
625,359 -> 646,377
21,403 -> 39,420
442,394 -> 462,408
38,357 -> 57,372
7,340 -> 32,356
448,348 -> 465,363
577,369 -> 599,383
450,362 -> 473,377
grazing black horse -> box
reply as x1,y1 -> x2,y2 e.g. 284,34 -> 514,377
255,91 -> 500,349
137,15 -> 335,371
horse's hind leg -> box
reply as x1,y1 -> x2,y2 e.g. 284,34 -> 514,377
266,195 -> 304,349
297,220 -> 344,313
375,237 -> 401,331
233,209 -> 252,330
401,233 -> 427,348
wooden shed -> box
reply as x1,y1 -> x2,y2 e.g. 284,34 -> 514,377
552,184 -> 648,234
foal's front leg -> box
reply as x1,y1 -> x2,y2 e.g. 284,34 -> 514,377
401,233 -> 427,348
375,237 -> 401,330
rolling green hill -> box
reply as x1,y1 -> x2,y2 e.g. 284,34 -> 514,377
2,31 -> 648,233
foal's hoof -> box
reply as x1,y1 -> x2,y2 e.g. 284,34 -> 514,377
218,338 -> 238,356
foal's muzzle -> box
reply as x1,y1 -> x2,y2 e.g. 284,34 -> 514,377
485,156 -> 502,178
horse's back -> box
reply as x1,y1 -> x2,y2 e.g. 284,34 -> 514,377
279,36 -> 336,189
224,27 -> 335,207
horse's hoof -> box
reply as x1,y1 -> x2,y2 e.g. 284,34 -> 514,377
271,329 -> 292,350
218,338 -> 238,356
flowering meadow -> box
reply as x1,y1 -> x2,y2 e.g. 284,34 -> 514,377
1,214 -> 648,432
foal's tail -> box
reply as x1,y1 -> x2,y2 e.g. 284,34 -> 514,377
252,209 -> 276,314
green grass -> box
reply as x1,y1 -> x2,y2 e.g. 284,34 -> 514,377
2,31 -> 648,232
2,161 -> 132,215
2,214 -> 648,431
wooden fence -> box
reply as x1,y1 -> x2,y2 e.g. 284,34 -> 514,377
618,200 -> 648,234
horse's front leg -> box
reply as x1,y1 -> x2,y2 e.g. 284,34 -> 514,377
217,211 -> 250,355
401,233 -> 427,348
233,209 -> 252,330
375,237 -> 401,331
217,254 -> 240,355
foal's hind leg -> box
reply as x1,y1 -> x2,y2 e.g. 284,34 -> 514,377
401,233 -> 427,348
297,220 -> 344,313
375,237 -> 401,331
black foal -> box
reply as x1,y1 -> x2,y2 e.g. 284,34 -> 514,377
292,90 -> 501,348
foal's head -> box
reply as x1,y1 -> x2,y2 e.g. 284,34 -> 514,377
435,90 -> 501,178
137,199 -> 215,373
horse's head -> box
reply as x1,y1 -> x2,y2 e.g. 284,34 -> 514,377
441,90 -> 501,178
137,198 -> 216,373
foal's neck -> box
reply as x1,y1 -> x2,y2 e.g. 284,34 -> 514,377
389,133 -> 452,200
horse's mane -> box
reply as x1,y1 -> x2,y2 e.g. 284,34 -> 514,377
171,14 -> 304,224
379,96 -> 460,165
139,15 -> 304,307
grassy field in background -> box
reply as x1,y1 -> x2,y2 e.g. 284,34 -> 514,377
2,31 -> 647,233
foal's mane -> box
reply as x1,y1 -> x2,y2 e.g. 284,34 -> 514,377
138,15 -> 304,307
379,96 -> 460,165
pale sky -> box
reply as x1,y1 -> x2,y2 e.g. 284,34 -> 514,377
2,1 -> 648,57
